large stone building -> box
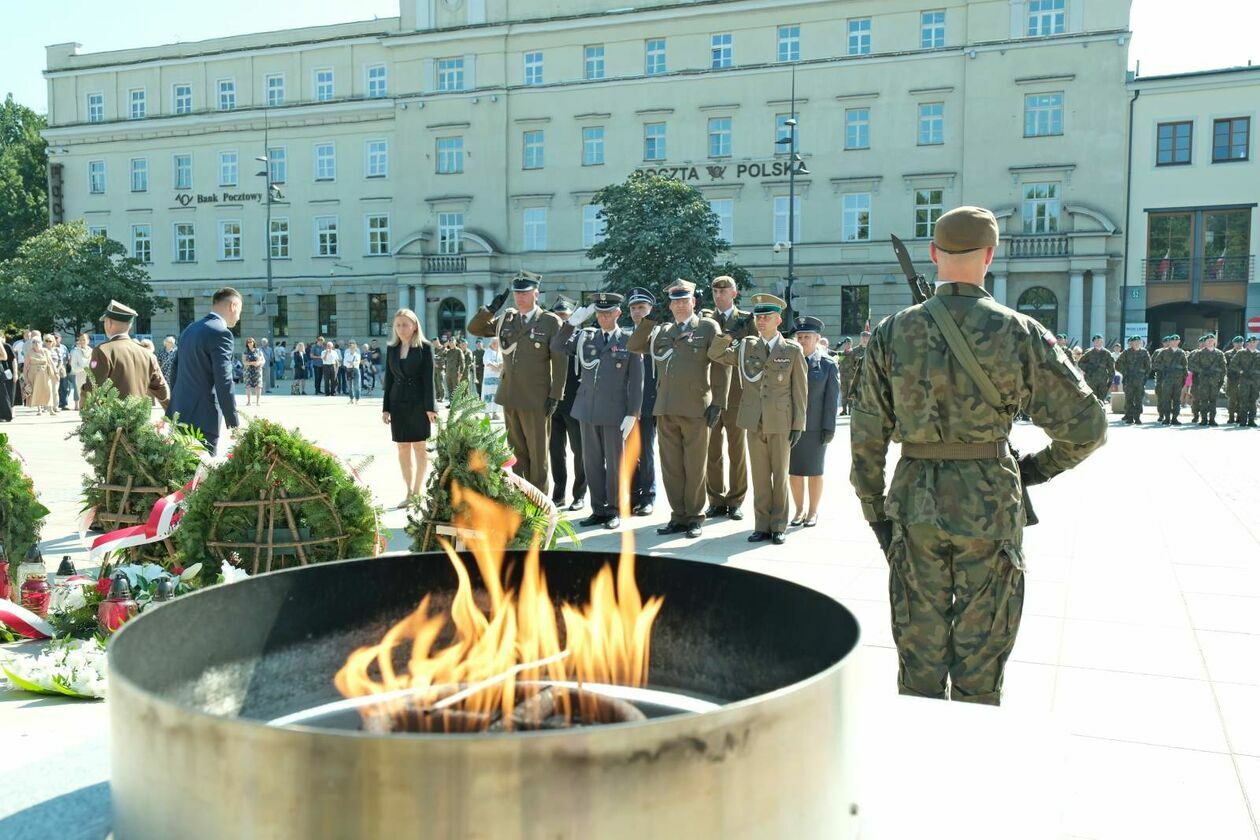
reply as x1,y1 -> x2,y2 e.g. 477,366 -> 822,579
43,0 -> 1132,345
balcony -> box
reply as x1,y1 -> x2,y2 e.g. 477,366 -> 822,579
423,255 -> 466,273
1141,255 -> 1255,284
1007,234 -> 1070,259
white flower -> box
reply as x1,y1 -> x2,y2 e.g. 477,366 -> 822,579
220,561 -> 250,584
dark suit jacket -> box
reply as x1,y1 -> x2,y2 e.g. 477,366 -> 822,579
167,313 -> 239,440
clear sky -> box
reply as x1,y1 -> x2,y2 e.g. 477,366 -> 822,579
2,0 -> 1256,114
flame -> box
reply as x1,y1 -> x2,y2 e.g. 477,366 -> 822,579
334,440 -> 661,732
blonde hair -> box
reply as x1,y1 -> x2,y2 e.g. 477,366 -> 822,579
389,308 -> 425,348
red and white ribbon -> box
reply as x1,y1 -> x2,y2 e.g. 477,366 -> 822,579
0,598 -> 54,640
87,463 -> 209,565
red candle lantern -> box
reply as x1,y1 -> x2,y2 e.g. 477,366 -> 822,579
18,546 -> 50,618
97,572 -> 139,635
0,542 -> 10,602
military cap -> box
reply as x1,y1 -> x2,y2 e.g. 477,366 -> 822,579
795,316 -> 824,334
1232,336 -> 1245,344
627,287 -> 656,306
1128,335 -> 1143,343
1248,336 -> 1259,344
550,297 -> 575,314
591,291 -> 624,311
932,206 -> 1000,253
1203,332 -> 1216,340
101,299 -> 138,323
511,270 -> 542,292
710,275 -> 737,290
1170,334 -> 1180,340
1091,334 -> 1103,341
841,336 -> 852,344
749,293 -> 786,314
665,278 -> 697,300
1196,336 -> 1207,344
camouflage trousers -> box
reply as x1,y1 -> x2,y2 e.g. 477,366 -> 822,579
1086,375 -> 1111,405
1122,381 -> 1145,421
1156,379 -> 1182,419
887,523 -> 1025,706
1226,379 -> 1239,415
1193,377 -> 1222,418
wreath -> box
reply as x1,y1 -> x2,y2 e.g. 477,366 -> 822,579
0,432 -> 49,593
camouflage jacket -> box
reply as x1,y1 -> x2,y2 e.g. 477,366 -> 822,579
850,282 -> 1107,540
1193,348 -> 1227,382
842,344 -> 868,395
1153,347 -> 1188,381
1078,347 -> 1116,382
1228,348 -> 1260,385
1114,348 -> 1151,382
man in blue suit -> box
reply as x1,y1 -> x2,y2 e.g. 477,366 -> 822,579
168,288 -> 242,455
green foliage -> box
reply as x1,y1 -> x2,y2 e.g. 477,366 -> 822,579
0,431 -> 50,590
0,220 -> 170,336
0,95 -> 47,265
176,419 -> 380,585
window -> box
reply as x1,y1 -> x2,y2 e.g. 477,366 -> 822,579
315,69 -> 334,102
270,218 -> 290,258
847,19 -> 871,56
645,38 -> 666,75
523,51 -> 544,86
438,212 -> 463,254
914,189 -> 944,238
87,225 -> 107,241
268,147 -> 287,184
775,113 -> 800,154
174,222 -> 196,262
584,45 -> 605,80
436,137 -> 464,174
131,224 -> 152,263
366,65 -> 387,98
582,204 -> 606,248
315,143 -> 336,180
1202,208 -> 1252,281
178,298 -> 196,332
266,74 -> 285,106
708,117 -> 732,158
840,286 -> 870,336
438,57 -> 465,91
217,79 -> 236,111
219,221 -> 242,260
366,140 -> 388,178
318,295 -> 338,337
523,130 -> 544,169
365,214 -> 390,256
1156,121 -> 1193,166
173,84 -> 192,115
842,193 -> 871,241
1027,0 -> 1066,36
582,126 -> 605,165
219,151 -> 238,187
87,92 -> 103,123
523,207 -> 548,251
918,102 -> 944,145
773,195 -> 801,244
1022,183 -> 1060,233
709,198 -> 734,244
711,33 -> 733,69
1213,117 -> 1250,162
368,293 -> 390,337
1016,287 -> 1058,332
845,108 -> 870,150
438,298 -> 467,335
315,216 -> 339,256
1024,92 -> 1064,137
173,154 -> 192,190
273,295 -> 289,338
88,160 -> 106,194
921,10 -> 946,48
130,158 -> 148,192
129,88 -> 146,119
777,25 -> 800,62
644,122 -> 667,161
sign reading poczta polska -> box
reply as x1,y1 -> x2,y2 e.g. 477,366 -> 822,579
635,160 -> 801,183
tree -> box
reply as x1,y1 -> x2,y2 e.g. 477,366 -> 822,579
586,172 -> 751,301
0,95 -> 48,264
0,221 -> 170,335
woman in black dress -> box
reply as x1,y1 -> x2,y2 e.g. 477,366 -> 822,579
382,308 -> 437,508
788,317 -> 839,527
0,339 -> 14,422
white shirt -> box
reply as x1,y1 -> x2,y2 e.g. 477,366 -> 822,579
719,306 -> 736,321
520,307 -> 538,324
322,348 -> 340,366
765,333 -> 782,351
343,349 -> 361,369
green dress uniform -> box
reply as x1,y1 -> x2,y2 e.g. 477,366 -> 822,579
1114,340 -> 1151,424
705,298 -> 754,517
1077,340 -> 1116,405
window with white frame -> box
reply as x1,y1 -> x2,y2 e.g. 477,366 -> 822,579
436,137 -> 464,174
218,151 -> 238,187
709,117 -> 732,158
711,33 -> 733,68
523,130 -> 544,169
918,102 -> 944,145
582,126 -> 605,165
645,38 -> 666,75
709,198 -> 734,244
644,122 -> 667,161
523,51 -> 544,86
921,10 -> 946,48
438,212 -> 463,254
438,57 -> 465,91
88,160 -> 106,194
217,79 -> 236,111
87,225 -> 107,239
774,195 -> 801,244
914,188 -> 944,238
777,25 -> 800,62
365,214 -> 390,255
174,222 -> 195,262
315,69 -> 334,102
1023,92 -> 1064,137
314,143 -> 336,180
219,220 -> 242,260
173,84 -> 192,115
841,193 -> 871,241
584,45 -> 605,80
366,140 -> 388,178
1027,0 -> 1066,36
847,19 -> 871,55
523,207 -> 548,251
130,158 -> 148,192
270,218 -> 290,258
845,108 -> 870,150
87,92 -> 104,123
1022,182 -> 1060,233
315,216 -> 339,256
268,147 -> 286,184
173,154 -> 192,190
775,113 -> 800,154
129,88 -> 146,119
366,65 -> 387,98
582,204 -> 606,248
266,74 -> 285,106
131,224 -> 152,263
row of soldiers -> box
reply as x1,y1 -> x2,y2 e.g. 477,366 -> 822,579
432,337 -> 478,402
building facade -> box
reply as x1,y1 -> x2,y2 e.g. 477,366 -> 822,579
44,0 -> 1132,346
1125,66 -> 1259,345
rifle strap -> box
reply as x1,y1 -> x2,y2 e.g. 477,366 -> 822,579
923,296 -> 1011,414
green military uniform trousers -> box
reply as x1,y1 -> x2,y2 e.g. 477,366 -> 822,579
705,408 -> 748,510
888,522 -> 1025,705
445,369 -> 463,397
1195,377 -> 1222,417
1123,379 -> 1145,422
1156,378 -> 1181,420
1086,374 -> 1111,405
747,431 -> 790,533
657,414 -> 710,527
503,407 -> 551,495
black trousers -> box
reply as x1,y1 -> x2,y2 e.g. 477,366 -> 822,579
323,366 -> 337,396
632,413 -> 657,505
549,408 -> 586,503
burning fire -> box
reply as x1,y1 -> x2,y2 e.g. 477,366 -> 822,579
334,429 -> 661,731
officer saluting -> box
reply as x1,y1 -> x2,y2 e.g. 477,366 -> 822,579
708,294 -> 807,545
550,292 -> 644,530
468,271 -> 566,493
82,299 -> 170,411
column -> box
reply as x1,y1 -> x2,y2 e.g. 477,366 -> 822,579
1067,272 -> 1084,344
464,285 -> 479,333
992,274 -> 1008,307
1090,272 -> 1107,340
413,284 -> 425,332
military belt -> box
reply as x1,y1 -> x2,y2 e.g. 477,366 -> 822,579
901,441 -> 1011,460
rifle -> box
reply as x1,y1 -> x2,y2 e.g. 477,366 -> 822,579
890,234 -> 934,305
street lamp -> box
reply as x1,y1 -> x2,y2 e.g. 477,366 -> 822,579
255,154 -> 283,390
774,77 -> 810,330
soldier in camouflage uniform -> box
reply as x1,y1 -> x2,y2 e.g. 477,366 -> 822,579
1191,333 -> 1227,426
1228,336 -> 1260,427
1224,336 -> 1245,423
1114,335 -> 1151,424
1153,334 -> 1188,425
843,331 -> 871,410
1186,335 -> 1206,422
433,339 -> 447,402
851,207 -> 1106,705
1077,334 -> 1116,406
835,337 -> 854,415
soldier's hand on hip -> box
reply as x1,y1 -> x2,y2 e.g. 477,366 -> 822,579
788,430 -> 802,447
1018,454 -> 1050,487
488,286 -> 511,314
545,397 -> 559,417
869,520 -> 894,556
704,404 -> 722,428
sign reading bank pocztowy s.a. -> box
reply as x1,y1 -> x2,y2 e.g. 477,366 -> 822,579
174,192 -> 264,206
634,160 -> 801,183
